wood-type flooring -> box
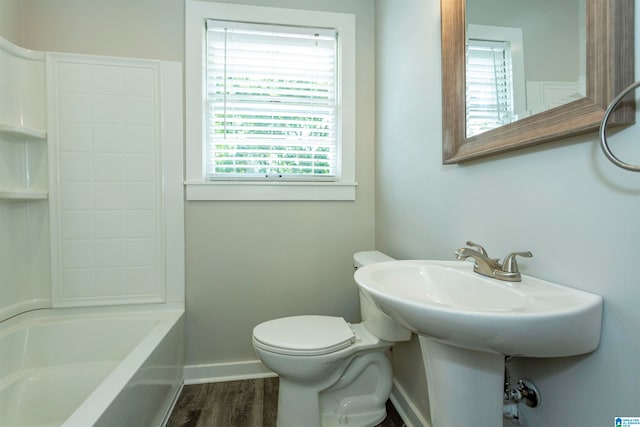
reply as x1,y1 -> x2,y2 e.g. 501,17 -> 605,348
166,377 -> 407,427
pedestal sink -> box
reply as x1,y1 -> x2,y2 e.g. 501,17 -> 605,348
354,260 -> 603,427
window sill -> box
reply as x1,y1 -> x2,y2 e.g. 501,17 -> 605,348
185,181 -> 357,201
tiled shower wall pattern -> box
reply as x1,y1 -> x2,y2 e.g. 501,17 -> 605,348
48,54 -> 165,306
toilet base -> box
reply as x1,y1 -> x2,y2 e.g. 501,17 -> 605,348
277,378 -> 388,427
320,408 -> 386,427
276,350 -> 392,427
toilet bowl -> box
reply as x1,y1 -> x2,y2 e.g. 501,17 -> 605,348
252,251 -> 411,427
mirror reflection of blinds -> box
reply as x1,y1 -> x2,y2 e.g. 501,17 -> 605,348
205,20 -> 338,180
466,39 -> 514,138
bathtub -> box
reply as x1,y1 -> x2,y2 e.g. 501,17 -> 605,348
0,304 -> 185,427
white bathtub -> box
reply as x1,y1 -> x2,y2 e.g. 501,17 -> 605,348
0,304 -> 185,427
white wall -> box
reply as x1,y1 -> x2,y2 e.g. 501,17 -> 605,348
376,0 -> 640,425
0,0 -> 22,44
21,0 -> 184,61
11,0 -> 375,372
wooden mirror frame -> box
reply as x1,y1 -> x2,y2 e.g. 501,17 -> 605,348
441,0 -> 635,164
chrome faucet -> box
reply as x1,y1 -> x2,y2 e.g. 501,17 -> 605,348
455,241 -> 532,282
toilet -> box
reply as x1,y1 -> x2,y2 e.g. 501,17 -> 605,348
252,251 -> 411,427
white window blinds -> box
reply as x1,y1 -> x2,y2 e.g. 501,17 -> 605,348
206,20 -> 338,180
466,39 -> 514,138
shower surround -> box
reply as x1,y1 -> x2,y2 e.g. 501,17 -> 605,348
0,36 -> 185,426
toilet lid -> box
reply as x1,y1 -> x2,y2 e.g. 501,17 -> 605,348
253,315 -> 356,356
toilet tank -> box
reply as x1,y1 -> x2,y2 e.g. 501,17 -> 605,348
353,251 -> 412,342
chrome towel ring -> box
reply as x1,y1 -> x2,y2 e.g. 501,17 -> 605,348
599,80 -> 640,172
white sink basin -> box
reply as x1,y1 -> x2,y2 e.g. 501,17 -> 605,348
354,260 -> 603,357
355,259 -> 603,426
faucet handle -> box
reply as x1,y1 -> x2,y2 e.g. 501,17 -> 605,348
465,241 -> 488,256
502,251 -> 533,273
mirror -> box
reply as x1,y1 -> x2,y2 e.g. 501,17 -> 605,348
466,0 -> 586,137
441,0 -> 635,164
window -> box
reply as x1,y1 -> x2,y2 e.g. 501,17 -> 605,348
466,39 -> 514,137
206,21 -> 337,180
185,1 -> 356,200
465,25 -> 525,138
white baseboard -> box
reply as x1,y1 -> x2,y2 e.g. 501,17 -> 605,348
184,359 -> 277,385
390,379 -> 431,427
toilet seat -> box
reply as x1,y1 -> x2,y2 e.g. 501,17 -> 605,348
253,315 -> 356,356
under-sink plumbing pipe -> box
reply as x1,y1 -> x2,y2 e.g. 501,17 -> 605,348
503,359 -> 541,424
504,358 -> 513,401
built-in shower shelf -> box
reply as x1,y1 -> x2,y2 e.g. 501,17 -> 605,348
0,124 -> 47,141
0,189 -> 48,200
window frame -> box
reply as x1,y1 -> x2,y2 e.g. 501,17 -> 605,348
185,1 -> 356,201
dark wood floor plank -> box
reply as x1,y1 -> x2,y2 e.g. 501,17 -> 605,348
378,401 -> 406,427
166,378 -> 406,427
262,377 -> 279,425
